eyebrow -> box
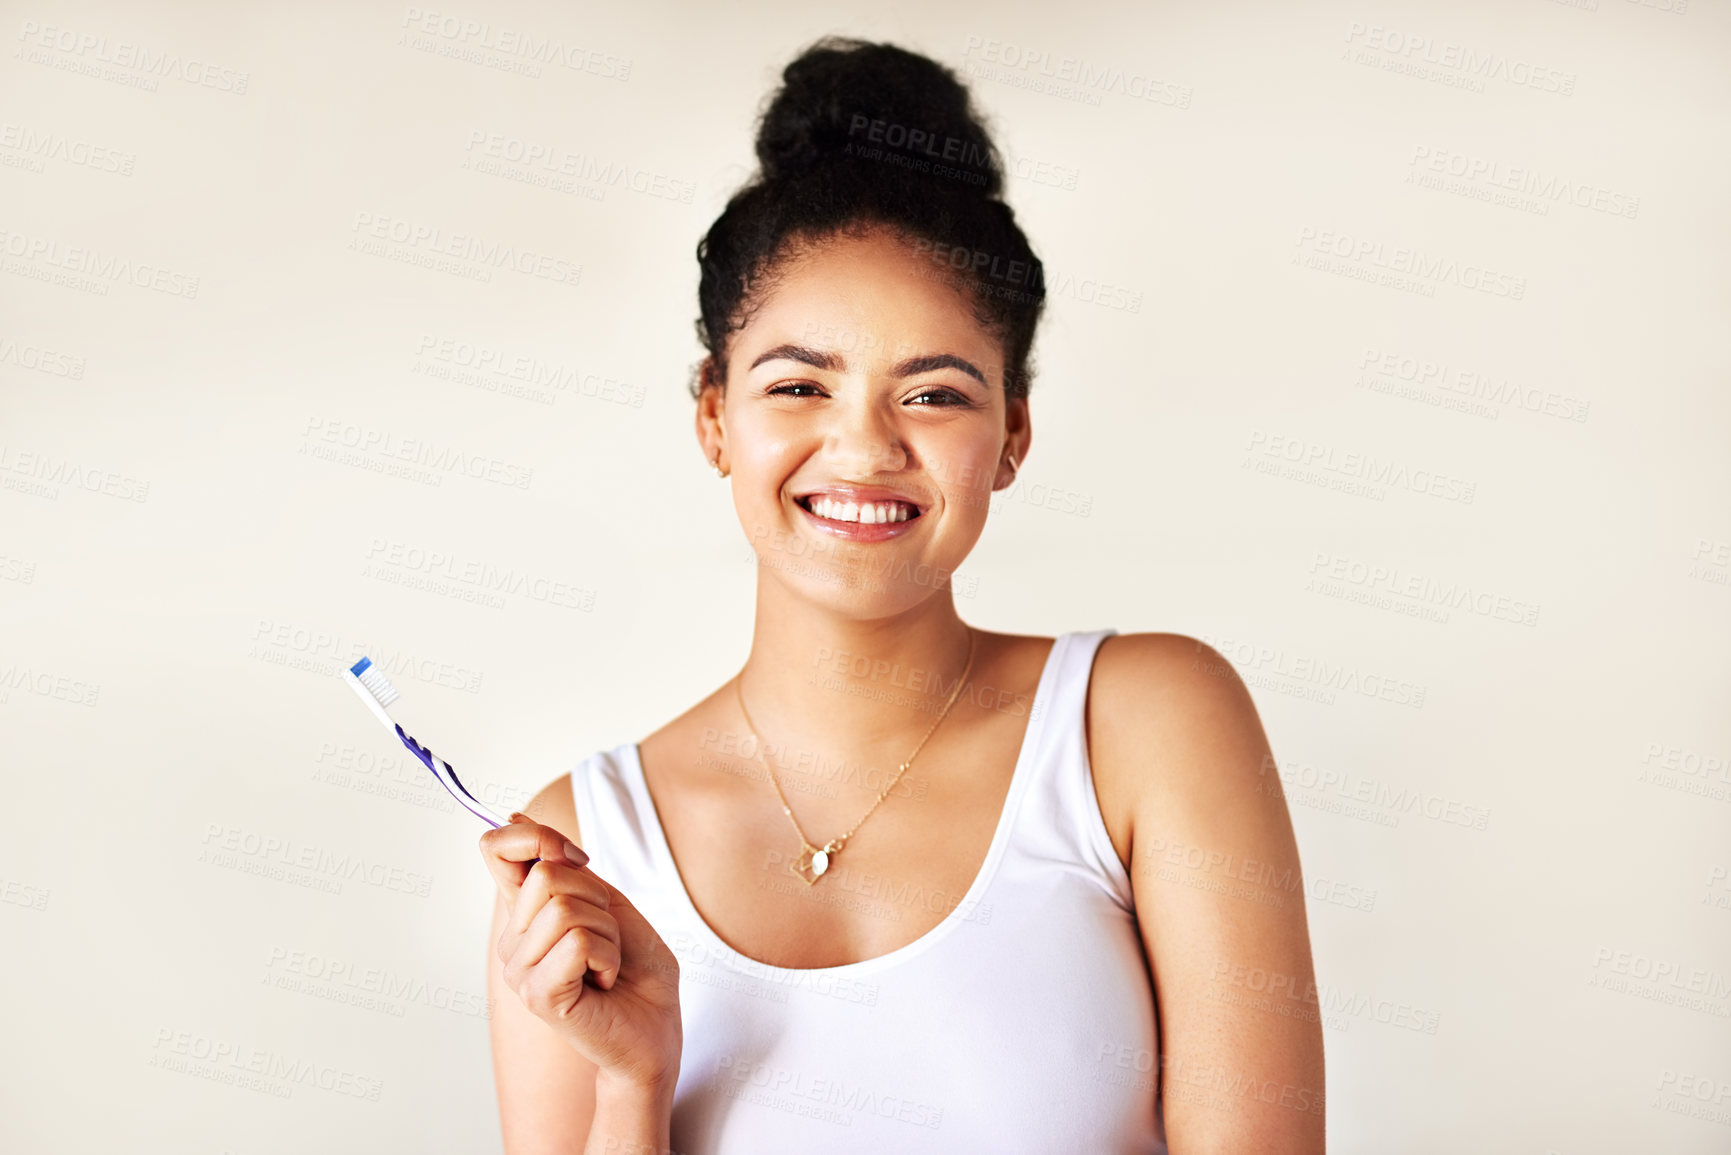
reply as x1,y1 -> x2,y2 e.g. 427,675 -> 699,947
748,344 -> 988,386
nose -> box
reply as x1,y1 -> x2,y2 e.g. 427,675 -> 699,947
823,392 -> 908,475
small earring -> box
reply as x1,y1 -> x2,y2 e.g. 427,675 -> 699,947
1005,453 -> 1020,478
711,453 -> 728,478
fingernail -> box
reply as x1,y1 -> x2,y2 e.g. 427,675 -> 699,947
562,840 -> 589,867
507,812 -> 529,823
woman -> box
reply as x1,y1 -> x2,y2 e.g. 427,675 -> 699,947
481,36 -> 1324,1155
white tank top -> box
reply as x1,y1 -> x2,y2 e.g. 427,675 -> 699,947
570,629 -> 1167,1153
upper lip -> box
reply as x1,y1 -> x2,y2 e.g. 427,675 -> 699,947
793,484 -> 928,514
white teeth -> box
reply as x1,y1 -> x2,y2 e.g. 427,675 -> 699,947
805,497 -> 916,524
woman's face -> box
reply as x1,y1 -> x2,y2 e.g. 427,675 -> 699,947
697,224 -> 1030,619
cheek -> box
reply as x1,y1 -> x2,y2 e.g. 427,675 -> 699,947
918,432 -> 1000,514
731,413 -> 805,476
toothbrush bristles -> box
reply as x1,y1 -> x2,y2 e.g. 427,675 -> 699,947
351,658 -> 400,707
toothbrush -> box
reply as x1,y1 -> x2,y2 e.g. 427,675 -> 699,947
342,656 -> 510,829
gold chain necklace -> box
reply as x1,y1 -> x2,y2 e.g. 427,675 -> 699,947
733,628 -> 978,886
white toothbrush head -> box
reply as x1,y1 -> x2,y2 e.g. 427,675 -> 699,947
343,656 -> 400,732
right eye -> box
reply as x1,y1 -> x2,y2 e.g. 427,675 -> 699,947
766,382 -> 826,397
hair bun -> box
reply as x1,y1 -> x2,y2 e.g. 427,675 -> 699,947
754,36 -> 1003,198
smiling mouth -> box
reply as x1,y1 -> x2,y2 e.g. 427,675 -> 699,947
795,495 -> 923,525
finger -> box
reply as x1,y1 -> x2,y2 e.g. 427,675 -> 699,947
549,926 -> 623,994
479,820 -> 587,896
508,858 -> 611,938
483,816 -> 579,866
505,894 -> 622,987
495,859 -> 610,967
518,929 -> 614,1019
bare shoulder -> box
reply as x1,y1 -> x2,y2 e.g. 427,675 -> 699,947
1088,631 -> 1276,819
1091,631 -> 1258,712
1089,633 -> 1324,1148
522,770 -> 581,847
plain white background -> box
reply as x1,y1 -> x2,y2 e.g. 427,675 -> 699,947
1,1 -> 1727,1151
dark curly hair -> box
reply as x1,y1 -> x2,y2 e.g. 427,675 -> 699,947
692,36 -> 1046,402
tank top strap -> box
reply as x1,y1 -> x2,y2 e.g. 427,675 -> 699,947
1010,628 -> 1135,909
568,745 -> 662,900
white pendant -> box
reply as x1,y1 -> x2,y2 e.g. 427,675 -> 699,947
810,849 -> 829,877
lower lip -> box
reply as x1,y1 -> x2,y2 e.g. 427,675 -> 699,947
795,500 -> 923,542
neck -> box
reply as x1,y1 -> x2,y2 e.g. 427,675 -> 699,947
735,577 -> 977,774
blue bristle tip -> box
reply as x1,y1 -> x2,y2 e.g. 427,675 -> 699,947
350,657 -> 373,676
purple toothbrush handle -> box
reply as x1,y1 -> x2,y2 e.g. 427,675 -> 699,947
394,725 -> 541,868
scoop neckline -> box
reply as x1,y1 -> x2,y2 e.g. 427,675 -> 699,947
618,631 -> 1070,979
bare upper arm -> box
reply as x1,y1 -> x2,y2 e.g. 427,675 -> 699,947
1091,633 -> 1326,1154
487,771 -> 603,1154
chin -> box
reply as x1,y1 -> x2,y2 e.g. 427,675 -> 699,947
756,542 -> 978,621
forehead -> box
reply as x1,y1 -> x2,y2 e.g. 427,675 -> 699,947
737,227 -> 1005,382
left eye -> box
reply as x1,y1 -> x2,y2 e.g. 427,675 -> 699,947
909,388 -> 968,407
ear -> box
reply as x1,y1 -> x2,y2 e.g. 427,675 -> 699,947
694,358 -> 726,468
991,395 -> 1032,492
